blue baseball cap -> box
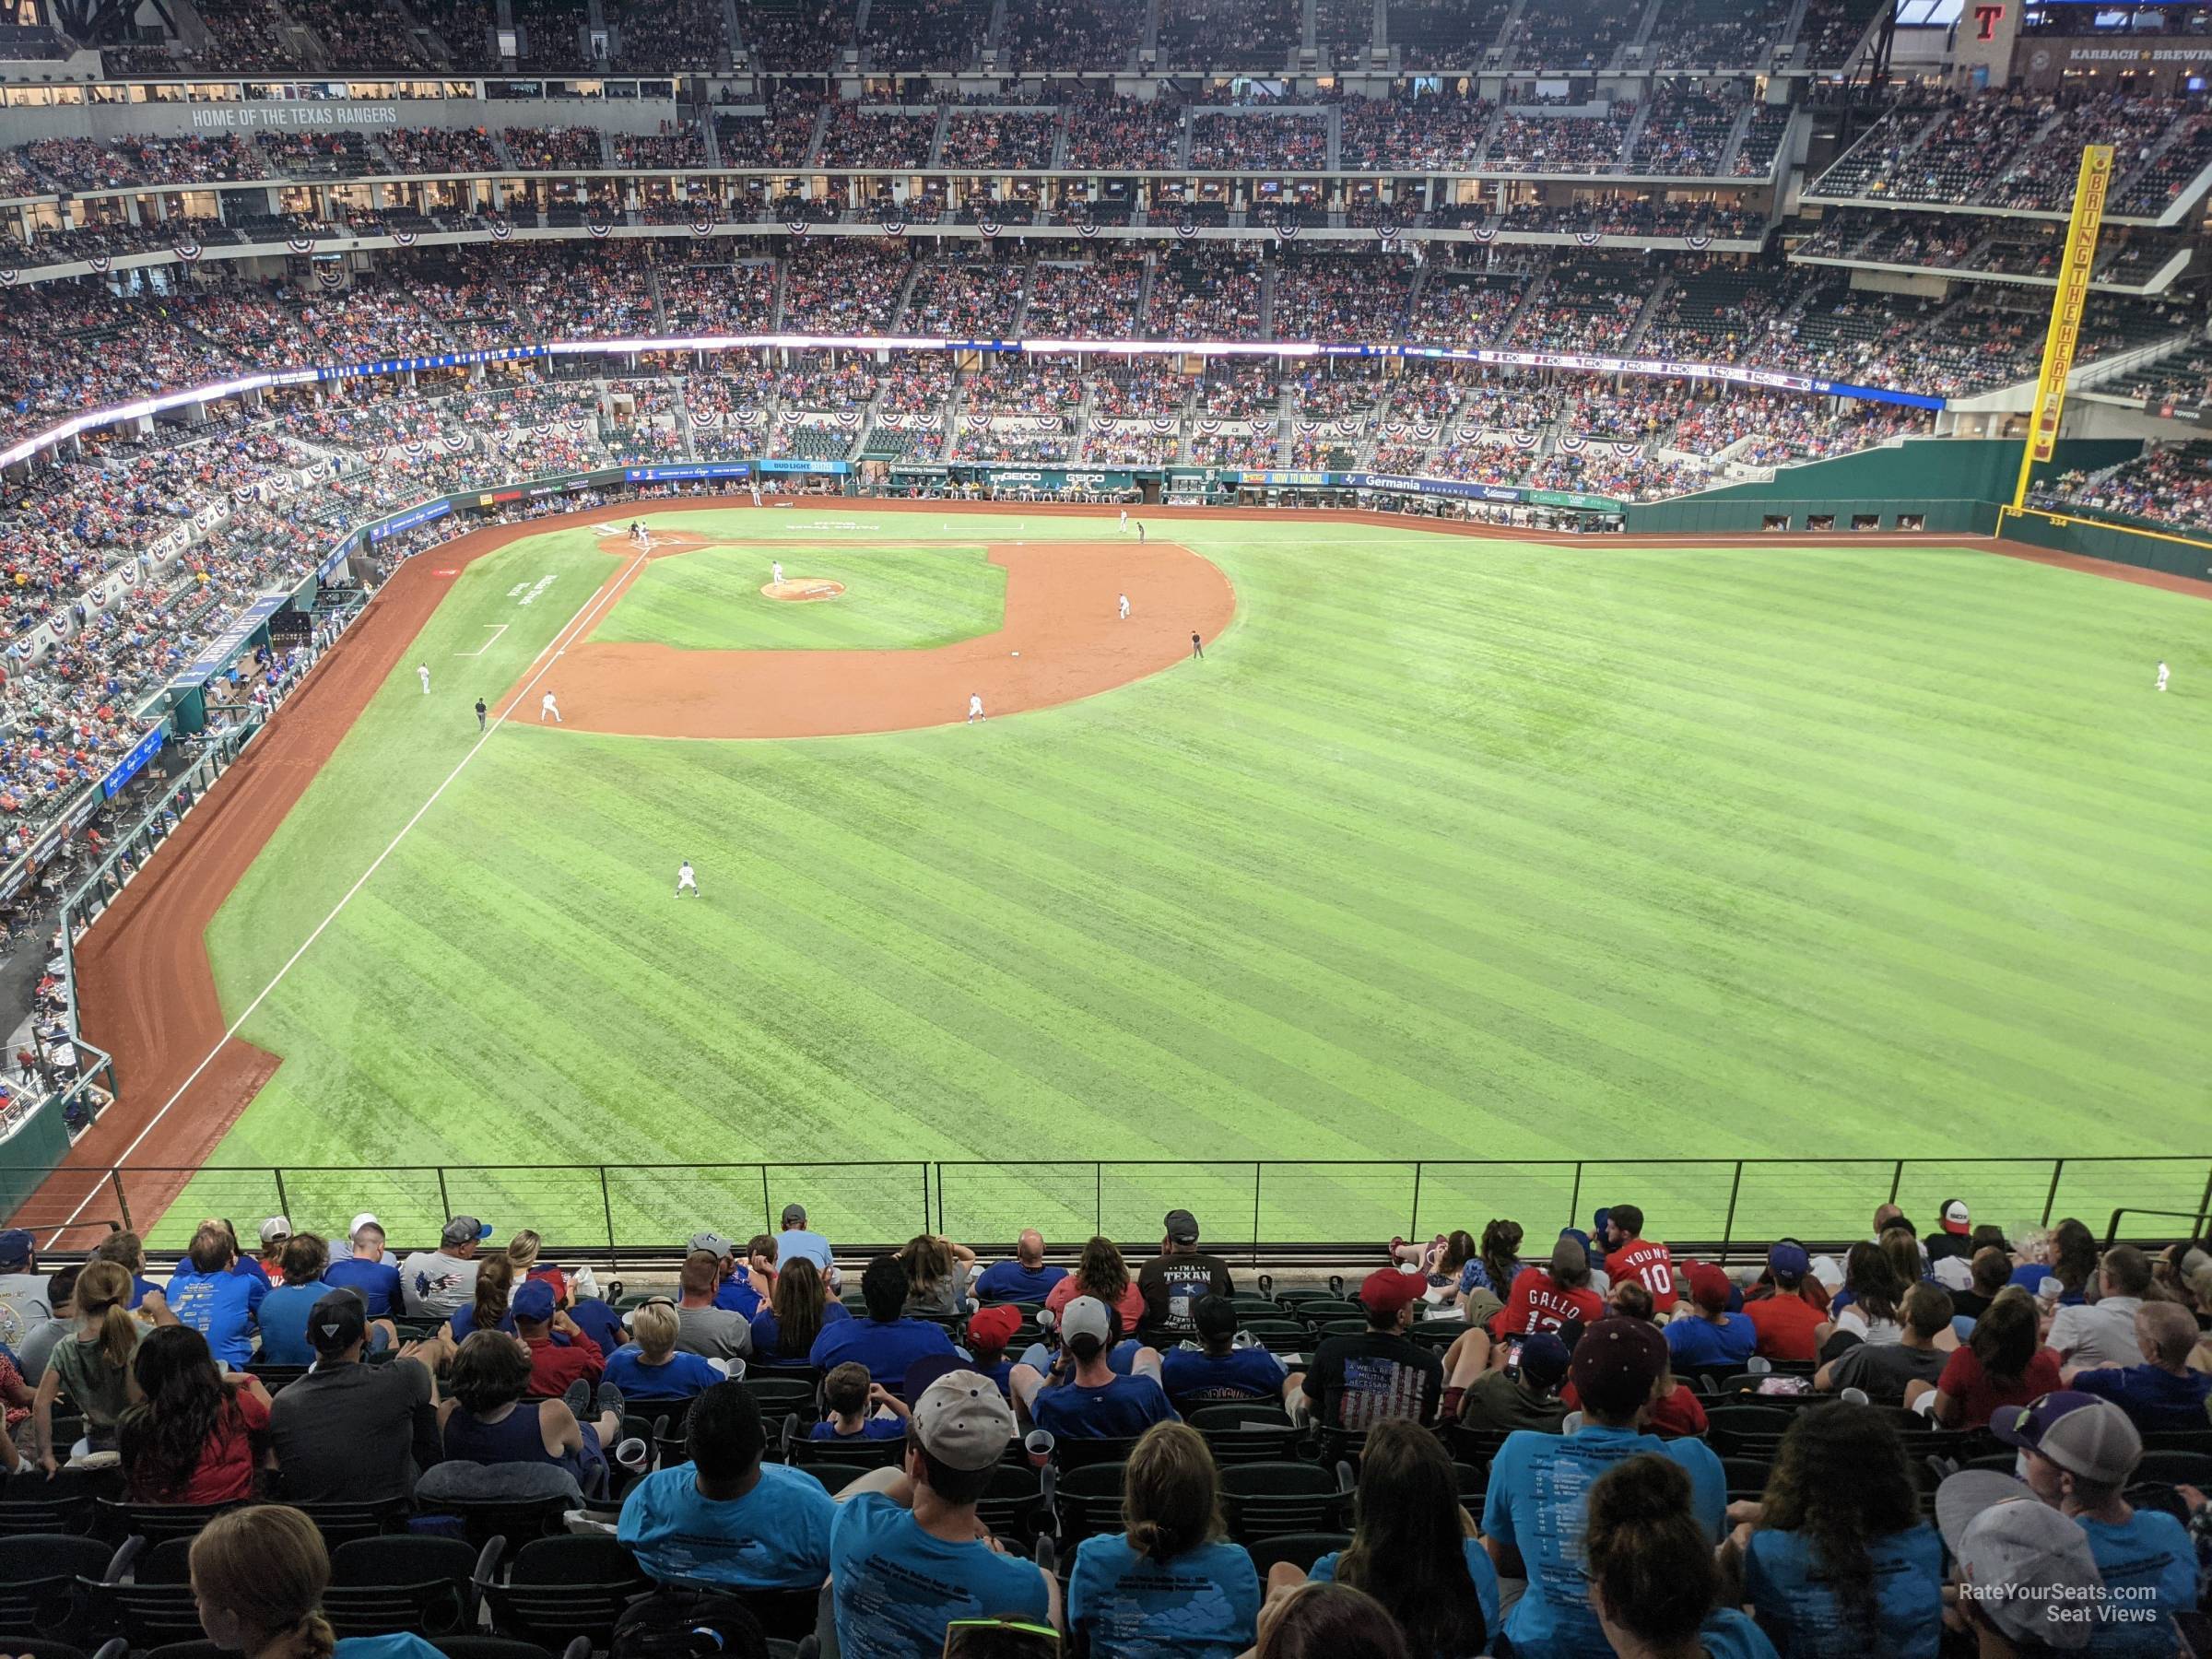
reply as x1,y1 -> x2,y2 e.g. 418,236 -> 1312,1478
1769,1241 -> 1811,1279
0,1228 -> 32,1268
511,1279 -> 556,1323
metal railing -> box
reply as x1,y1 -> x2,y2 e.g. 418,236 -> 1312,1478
14,1153 -> 2211,1265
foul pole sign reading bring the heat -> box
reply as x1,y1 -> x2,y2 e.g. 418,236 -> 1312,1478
2012,145 -> 2113,510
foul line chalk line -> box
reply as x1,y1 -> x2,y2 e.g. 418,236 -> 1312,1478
43,547 -> 651,1245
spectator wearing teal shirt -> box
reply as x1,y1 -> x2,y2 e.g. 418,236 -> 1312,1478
165,1221 -> 268,1370
1481,1317 -> 1725,1659
1069,1421 -> 1259,1659
618,1379 -> 834,1589
1997,1390 -> 2199,1658
1293,1418 -> 1496,1655
1583,1453 -> 1781,1659
1727,1403 -> 1944,1659
830,1369 -> 1057,1659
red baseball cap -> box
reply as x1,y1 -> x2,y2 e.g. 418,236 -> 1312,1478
966,1304 -> 1021,1349
1685,1262 -> 1733,1312
1359,1266 -> 1427,1314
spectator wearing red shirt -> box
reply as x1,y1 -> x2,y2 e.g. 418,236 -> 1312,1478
117,1324 -> 273,1504
1920,1288 -> 2061,1429
1441,1234 -> 1605,1405
512,1279 -> 605,1402
1559,1283 -> 1709,1440
1601,1205 -> 1678,1312
1742,1242 -> 1828,1364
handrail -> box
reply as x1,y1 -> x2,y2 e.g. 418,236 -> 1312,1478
13,1154 -> 2210,1265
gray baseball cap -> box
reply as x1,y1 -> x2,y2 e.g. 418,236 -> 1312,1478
1990,1391 -> 2143,1486
911,1370 -> 1016,1473
688,1230 -> 736,1259
441,1216 -> 493,1246
780,1204 -> 807,1227
1060,1294 -> 1113,1347
1163,1208 -> 1199,1244
1936,1472 -> 2101,1650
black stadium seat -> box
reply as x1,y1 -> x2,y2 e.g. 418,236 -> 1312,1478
477,1535 -> 650,1648
1245,1532 -> 1353,1576
1220,1463 -> 1354,1543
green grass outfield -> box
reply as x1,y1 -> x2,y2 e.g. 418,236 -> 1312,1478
155,512 -> 2212,1251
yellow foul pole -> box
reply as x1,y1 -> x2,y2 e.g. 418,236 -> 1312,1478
2011,144 -> 2114,511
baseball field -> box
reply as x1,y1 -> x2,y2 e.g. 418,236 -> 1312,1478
50,504 -> 2212,1253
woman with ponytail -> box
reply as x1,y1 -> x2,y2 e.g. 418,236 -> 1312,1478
1292,1417 -> 1494,1656
1732,1403 -> 1942,1658
191,1502 -> 441,1659
440,1249 -> 515,1343
1068,1420 -> 1259,1659
1584,1453 -> 1771,1659
34,1258 -> 168,1468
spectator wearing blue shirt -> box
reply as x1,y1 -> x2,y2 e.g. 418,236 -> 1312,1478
1997,1390 -> 2201,1656
1284,1418 -> 1497,1655
89,1231 -> 164,1313
603,1300 -> 726,1402
1069,1420 -> 1259,1659
1664,1262 -> 1757,1371
690,1232 -> 769,1319
1584,1453 -> 1781,1659
810,1253 -> 958,1382
830,1369 -> 1057,1656
1159,1293 -> 1300,1412
1017,1295 -> 1177,1440
257,1234 -> 393,1366
439,1254 -> 517,1345
1455,1219 -> 1527,1304
1482,1317 -> 1726,1658
618,1378 -> 836,1589
748,1257 -> 845,1363
974,1230 -> 1067,1303
166,1220 -> 268,1369
2066,1302 -> 2212,1431
1725,1403 -> 1944,1658
813,1361 -> 912,1441
324,1218 -> 403,1318
776,1204 -> 836,1277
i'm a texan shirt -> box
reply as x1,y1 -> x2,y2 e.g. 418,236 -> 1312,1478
1497,1267 -> 1606,1337
1606,1238 -> 1679,1312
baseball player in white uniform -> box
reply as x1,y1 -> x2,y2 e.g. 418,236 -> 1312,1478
1119,510 -> 1128,534
676,859 -> 698,898
541,691 -> 562,724
418,664 -> 430,695
2156,659 -> 2170,691
1118,594 -> 1130,620
968,692 -> 985,724
771,560 -> 784,586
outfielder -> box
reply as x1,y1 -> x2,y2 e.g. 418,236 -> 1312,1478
418,663 -> 430,695
968,692 -> 985,724
677,859 -> 699,898
2157,659 -> 2170,691
475,698 -> 488,732
541,690 -> 562,724
1119,510 -> 1128,534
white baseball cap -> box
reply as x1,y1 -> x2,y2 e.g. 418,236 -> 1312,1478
258,1216 -> 291,1244
349,1213 -> 382,1238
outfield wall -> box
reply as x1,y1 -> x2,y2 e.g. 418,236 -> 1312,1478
1621,438 -> 2144,535
1999,506 -> 2212,582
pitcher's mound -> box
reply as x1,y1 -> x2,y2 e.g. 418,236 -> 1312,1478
762,579 -> 846,602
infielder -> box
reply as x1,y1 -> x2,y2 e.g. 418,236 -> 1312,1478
1135,522 -> 1147,544
1118,594 -> 1130,620
418,663 -> 430,695
541,690 -> 562,724
1119,510 -> 1128,534
676,859 -> 699,898
771,560 -> 785,586
968,692 -> 985,724
1191,630 -> 1205,660
2156,659 -> 2170,691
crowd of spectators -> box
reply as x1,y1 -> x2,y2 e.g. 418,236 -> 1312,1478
999,0 -> 1146,68
610,0 -> 731,71
901,252 -> 1028,338
817,106 -> 940,171
780,243 -> 917,333
938,111 -> 1058,171
1190,113 -> 1329,171
380,125 -> 505,174
1155,0 -> 1303,66
12,1194 -> 2199,1657
1147,248 -> 1266,341
1484,108 -> 1636,173
1271,250 -> 1417,342
713,91 -> 828,169
501,127 -> 606,173
1062,92 -> 1184,171
613,123 -> 711,171
1024,253 -> 1147,338
2034,440 -> 2212,533
316,0 -> 429,69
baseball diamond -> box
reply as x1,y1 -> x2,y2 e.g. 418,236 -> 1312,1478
21,499 -> 2207,1253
